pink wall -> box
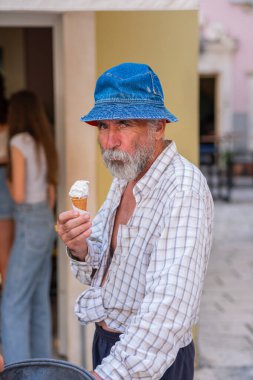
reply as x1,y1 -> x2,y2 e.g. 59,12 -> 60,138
201,0 -> 253,112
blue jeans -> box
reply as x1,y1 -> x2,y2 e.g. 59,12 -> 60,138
1,202 -> 55,364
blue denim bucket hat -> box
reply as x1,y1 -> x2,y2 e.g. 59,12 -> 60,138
81,62 -> 178,126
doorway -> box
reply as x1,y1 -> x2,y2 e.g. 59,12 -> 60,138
0,27 -> 54,122
199,75 -> 218,195
199,74 -> 233,200
199,75 -> 217,150
199,75 -> 217,164
0,25 -> 58,352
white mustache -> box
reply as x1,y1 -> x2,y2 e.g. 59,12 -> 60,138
102,149 -> 130,163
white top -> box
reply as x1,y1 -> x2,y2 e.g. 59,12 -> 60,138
10,132 -> 48,204
70,141 -> 214,379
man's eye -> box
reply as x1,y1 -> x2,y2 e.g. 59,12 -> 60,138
98,122 -> 108,130
119,120 -> 129,128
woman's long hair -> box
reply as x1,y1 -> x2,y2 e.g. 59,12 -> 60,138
8,90 -> 58,185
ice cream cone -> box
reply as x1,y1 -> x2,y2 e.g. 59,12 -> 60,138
69,180 -> 89,214
71,196 -> 87,212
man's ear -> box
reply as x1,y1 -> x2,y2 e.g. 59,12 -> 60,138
155,120 -> 166,140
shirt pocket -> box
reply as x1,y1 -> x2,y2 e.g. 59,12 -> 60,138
106,225 -> 156,310
112,225 -> 137,265
113,224 -> 155,269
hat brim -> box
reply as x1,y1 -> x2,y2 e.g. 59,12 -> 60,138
80,103 -> 178,126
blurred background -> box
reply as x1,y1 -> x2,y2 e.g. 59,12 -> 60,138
196,1 -> 253,379
0,1 -> 252,379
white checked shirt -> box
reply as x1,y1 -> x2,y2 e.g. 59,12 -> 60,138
70,141 -> 214,379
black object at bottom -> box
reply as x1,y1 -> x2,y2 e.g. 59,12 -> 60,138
0,358 -> 95,380
93,323 -> 195,379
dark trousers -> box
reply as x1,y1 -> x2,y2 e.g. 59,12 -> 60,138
92,324 -> 195,379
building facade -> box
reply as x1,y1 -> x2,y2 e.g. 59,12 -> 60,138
199,0 -> 253,155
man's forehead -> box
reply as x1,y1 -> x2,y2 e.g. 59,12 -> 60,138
98,119 -> 149,126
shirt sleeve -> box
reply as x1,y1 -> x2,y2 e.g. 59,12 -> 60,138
95,190 -> 214,380
10,134 -> 27,156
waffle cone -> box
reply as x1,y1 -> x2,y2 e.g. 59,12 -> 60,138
71,197 -> 87,211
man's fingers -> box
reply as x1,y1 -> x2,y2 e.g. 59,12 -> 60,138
56,211 -> 91,247
58,210 -> 80,224
63,221 -> 92,241
57,212 -> 91,232
56,211 -> 92,260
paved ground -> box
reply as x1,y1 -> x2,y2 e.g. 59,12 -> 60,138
194,179 -> 253,380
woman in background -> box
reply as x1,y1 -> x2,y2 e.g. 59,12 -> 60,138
1,90 -> 58,364
0,74 -> 14,286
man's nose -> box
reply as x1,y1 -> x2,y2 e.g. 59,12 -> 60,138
104,128 -> 121,150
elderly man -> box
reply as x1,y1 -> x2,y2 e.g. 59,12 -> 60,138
58,63 -> 213,380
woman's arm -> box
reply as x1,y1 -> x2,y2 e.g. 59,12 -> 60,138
8,146 -> 25,204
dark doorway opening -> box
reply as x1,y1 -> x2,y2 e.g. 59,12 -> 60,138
24,26 -> 58,352
199,76 -> 216,165
24,28 -> 54,124
199,75 -> 233,201
0,25 -> 58,352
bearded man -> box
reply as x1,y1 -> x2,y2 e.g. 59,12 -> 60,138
57,63 -> 213,380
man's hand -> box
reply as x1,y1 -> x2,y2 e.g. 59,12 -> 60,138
57,210 -> 92,261
90,370 -> 103,379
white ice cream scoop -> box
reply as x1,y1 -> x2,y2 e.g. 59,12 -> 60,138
69,180 -> 89,198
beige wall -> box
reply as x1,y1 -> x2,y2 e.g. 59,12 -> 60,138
96,11 -> 199,206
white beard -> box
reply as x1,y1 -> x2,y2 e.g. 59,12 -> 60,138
101,138 -> 155,180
